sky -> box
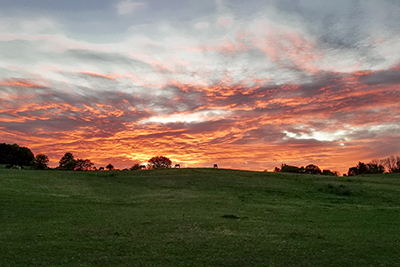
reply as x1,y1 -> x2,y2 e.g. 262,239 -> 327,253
0,0 -> 400,174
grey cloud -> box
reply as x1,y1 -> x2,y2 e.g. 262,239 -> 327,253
345,129 -> 379,141
0,118 -> 88,135
358,68 -> 400,85
362,135 -> 400,159
0,39 -> 55,71
62,49 -> 152,71
184,119 -> 236,135
233,124 -> 286,144
127,130 -> 186,142
276,0 -> 400,44
277,137 -> 335,148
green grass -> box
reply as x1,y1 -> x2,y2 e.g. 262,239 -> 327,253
1,168 -> 400,266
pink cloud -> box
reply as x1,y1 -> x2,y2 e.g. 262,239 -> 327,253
217,17 -> 233,28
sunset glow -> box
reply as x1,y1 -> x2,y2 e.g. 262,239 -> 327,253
1,0 -> 400,174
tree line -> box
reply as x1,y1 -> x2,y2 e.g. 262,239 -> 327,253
274,156 -> 400,176
0,143 -> 173,171
274,164 -> 339,176
346,157 -> 400,176
1,142 -> 400,175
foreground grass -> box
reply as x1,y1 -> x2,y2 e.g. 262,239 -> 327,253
0,168 -> 399,266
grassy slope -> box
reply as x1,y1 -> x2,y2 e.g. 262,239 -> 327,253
0,168 -> 399,266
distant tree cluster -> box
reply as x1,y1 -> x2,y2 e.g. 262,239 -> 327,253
272,156 -> 400,177
57,152 -> 99,171
0,143 -> 171,172
274,164 -> 339,176
347,157 -> 400,176
55,153 -> 173,171
0,143 -> 34,168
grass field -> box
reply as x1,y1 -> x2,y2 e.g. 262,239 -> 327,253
1,168 -> 399,266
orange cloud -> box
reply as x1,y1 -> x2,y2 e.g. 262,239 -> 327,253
0,79 -> 47,88
1,63 -> 400,175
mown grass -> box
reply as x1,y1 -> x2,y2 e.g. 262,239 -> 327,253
0,168 -> 399,266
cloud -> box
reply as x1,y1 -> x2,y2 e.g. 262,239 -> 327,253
194,22 -> 210,29
115,0 -> 146,16
1,1 -> 400,173
0,16 -> 61,35
2,64 -> 399,173
216,16 -> 233,28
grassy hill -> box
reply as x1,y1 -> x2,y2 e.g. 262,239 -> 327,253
1,168 -> 399,266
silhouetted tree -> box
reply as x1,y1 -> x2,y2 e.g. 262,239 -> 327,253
348,162 -> 366,176
148,156 -> 172,169
130,163 -> 141,171
280,164 -> 300,173
106,164 -> 114,170
304,164 -> 322,174
348,167 -> 358,176
366,162 -> 385,174
32,154 -> 49,170
347,161 -> 384,176
59,152 -> 77,170
370,158 -> 386,168
357,162 -> 368,174
0,143 -> 34,166
17,146 -> 35,166
278,163 -> 328,175
383,156 -> 400,173
75,159 -> 94,171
